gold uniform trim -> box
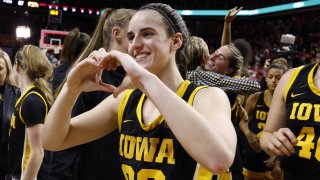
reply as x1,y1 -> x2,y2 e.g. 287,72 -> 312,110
188,86 -> 206,106
308,63 -> 320,96
118,80 -> 207,132
284,65 -> 304,102
136,80 -> 191,132
243,168 -> 273,179
15,85 -> 36,106
263,90 -> 270,108
118,89 -> 135,132
19,91 -> 48,125
19,86 -> 48,172
231,100 -> 237,111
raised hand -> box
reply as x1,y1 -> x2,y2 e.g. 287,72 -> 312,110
265,128 -> 298,156
66,50 -> 116,93
225,6 -> 243,24
97,49 -> 152,98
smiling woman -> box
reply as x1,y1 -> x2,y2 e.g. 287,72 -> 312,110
205,44 -> 243,77
42,3 -> 237,179
187,40 -> 260,96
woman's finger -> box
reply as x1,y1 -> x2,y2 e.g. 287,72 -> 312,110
277,129 -> 296,154
236,7 -> 243,12
99,52 -> 117,69
266,142 -> 283,156
280,128 -> 298,145
88,50 -> 102,62
98,80 -> 116,92
272,132 -> 293,156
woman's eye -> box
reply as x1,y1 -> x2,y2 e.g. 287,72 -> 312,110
143,32 -> 153,37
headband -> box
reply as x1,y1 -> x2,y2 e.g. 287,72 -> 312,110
139,6 -> 178,34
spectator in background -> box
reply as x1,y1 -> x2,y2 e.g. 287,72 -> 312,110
52,28 -> 90,92
0,49 -> 19,180
249,62 -> 264,82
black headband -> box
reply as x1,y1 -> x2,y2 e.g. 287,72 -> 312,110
139,6 -> 178,34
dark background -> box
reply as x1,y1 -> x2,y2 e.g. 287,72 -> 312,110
0,0 -> 319,66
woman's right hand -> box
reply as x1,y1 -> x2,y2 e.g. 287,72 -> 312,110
97,49 -> 153,98
265,128 -> 298,156
224,6 -> 243,24
245,131 -> 261,153
66,50 -> 117,93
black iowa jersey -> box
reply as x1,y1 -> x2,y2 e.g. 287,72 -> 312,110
249,90 -> 269,138
243,90 -> 271,178
7,86 -> 48,177
283,63 -> 320,179
118,80 -> 206,180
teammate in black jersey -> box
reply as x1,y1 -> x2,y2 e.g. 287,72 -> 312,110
240,62 -> 287,180
261,62 -> 320,179
7,45 -> 53,180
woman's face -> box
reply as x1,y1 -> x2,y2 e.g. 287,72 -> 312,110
265,67 -> 284,91
127,10 -> 173,75
204,46 -> 231,75
0,57 -> 7,86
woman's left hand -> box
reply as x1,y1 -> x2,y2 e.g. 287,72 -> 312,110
93,48 -> 152,98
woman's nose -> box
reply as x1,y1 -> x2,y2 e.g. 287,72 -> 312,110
131,37 -> 143,50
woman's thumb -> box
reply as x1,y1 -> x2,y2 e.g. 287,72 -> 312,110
97,80 -> 116,92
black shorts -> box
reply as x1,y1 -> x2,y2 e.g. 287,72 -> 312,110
243,145 -> 272,178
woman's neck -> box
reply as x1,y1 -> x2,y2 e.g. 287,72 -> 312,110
268,89 -> 274,96
157,62 -> 184,92
19,76 -> 34,95
266,89 -> 274,104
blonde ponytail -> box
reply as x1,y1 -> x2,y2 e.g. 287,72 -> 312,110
15,45 -> 53,106
35,78 -> 54,106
